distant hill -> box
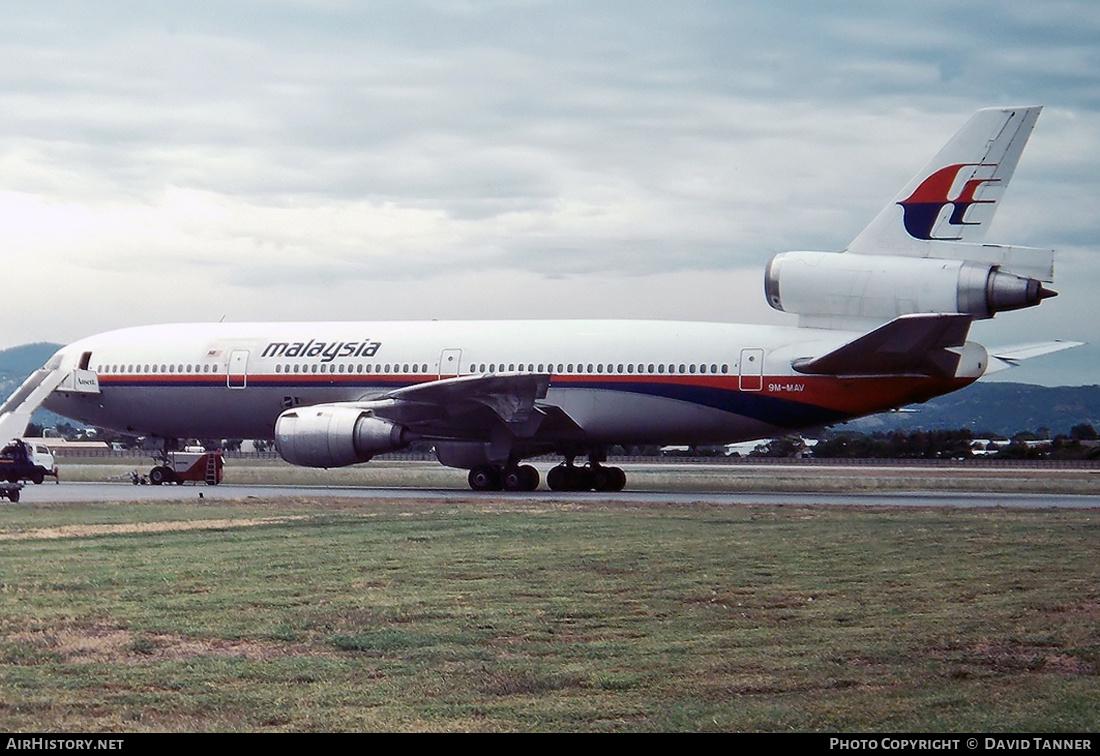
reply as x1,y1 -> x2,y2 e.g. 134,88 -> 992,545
0,342 -> 62,382
0,343 -> 1095,438
838,382 -> 1100,438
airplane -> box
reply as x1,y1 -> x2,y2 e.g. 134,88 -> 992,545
0,106 -> 1079,492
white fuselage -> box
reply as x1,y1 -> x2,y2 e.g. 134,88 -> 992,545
42,318 -> 977,451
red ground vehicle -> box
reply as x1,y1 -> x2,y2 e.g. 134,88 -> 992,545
148,451 -> 224,485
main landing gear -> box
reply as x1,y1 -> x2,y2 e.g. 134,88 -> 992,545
546,460 -> 626,492
466,457 -> 627,492
468,464 -> 540,492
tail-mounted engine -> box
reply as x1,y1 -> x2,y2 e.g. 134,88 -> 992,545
275,405 -> 411,468
764,251 -> 1056,324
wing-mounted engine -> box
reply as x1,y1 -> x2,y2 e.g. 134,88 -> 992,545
275,405 -> 411,468
764,251 -> 1056,327
273,371 -> 551,469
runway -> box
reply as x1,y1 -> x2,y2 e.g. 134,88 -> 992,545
11,480 -> 1100,509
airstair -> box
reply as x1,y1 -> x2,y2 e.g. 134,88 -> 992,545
0,354 -> 98,442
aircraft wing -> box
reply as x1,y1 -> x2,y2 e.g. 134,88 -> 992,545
984,340 -> 1084,374
792,313 -> 973,377
352,371 -> 552,439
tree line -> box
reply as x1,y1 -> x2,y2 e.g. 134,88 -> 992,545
755,425 -> 1100,461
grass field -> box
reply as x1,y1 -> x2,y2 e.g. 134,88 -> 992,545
0,496 -> 1097,732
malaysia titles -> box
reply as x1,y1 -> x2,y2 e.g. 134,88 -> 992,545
261,339 -> 382,363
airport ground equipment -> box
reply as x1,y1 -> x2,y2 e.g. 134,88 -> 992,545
0,439 -> 58,485
148,450 -> 224,485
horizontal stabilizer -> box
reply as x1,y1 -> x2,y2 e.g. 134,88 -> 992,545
984,340 -> 1084,374
793,313 -> 972,377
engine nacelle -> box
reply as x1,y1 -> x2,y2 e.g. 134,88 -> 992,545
274,405 -> 410,468
764,251 -> 1054,322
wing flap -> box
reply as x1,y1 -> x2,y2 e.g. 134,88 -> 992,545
356,372 -> 551,438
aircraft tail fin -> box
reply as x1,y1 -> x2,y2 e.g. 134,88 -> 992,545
765,107 -> 1056,330
844,106 -> 1052,280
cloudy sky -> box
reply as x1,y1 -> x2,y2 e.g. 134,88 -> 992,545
1,1 -> 1097,385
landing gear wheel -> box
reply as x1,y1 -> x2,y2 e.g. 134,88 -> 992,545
149,466 -> 172,486
547,463 -> 626,492
546,465 -> 567,491
607,466 -> 626,492
502,464 -> 539,492
547,464 -> 587,491
468,465 -> 502,491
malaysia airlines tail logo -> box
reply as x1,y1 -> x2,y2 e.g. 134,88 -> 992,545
897,163 -> 1000,240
